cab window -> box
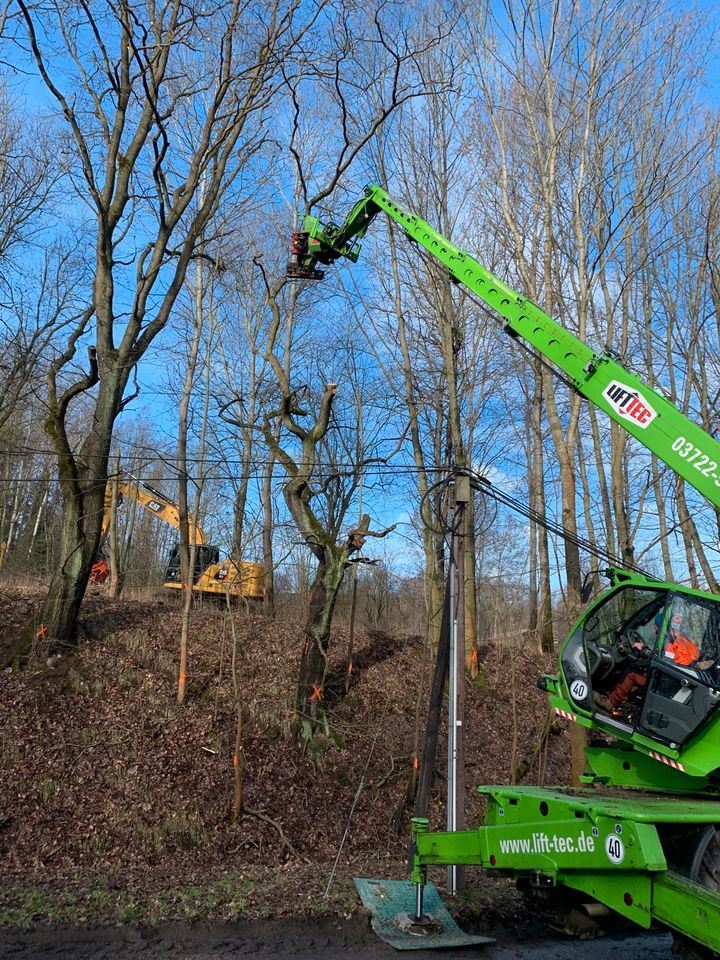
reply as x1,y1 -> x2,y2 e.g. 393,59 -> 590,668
582,587 -> 667,653
661,594 -> 720,672
561,585 -> 667,712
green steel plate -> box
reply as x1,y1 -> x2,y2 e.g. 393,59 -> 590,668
353,878 -> 494,951
479,785 -> 720,822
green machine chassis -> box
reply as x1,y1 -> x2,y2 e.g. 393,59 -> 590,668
288,186 -> 720,956
410,789 -> 720,953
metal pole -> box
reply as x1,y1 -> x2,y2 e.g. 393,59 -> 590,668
414,881 -> 424,921
447,509 -> 457,893
454,488 -> 467,893
448,475 -> 470,894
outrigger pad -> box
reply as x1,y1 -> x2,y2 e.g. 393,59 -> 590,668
353,878 -> 495,951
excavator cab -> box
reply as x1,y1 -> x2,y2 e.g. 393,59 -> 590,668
554,570 -> 720,759
164,544 -> 220,586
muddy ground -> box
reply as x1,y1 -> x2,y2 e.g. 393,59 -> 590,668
0,917 -> 674,959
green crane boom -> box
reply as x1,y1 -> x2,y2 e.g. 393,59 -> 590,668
288,184 -> 720,510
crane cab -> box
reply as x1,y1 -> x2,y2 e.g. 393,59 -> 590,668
543,569 -> 720,783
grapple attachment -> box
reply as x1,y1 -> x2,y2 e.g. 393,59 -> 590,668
286,230 -> 324,280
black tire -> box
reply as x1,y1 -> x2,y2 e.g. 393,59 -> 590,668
670,827 -> 720,960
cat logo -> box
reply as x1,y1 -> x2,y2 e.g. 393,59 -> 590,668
146,499 -> 164,513
603,381 -> 657,428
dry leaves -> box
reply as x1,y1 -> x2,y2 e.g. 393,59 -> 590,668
0,586 -> 569,920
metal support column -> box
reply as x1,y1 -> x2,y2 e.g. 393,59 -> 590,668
447,473 -> 469,894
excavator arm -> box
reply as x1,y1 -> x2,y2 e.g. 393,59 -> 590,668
288,184 -> 720,510
100,477 -> 206,545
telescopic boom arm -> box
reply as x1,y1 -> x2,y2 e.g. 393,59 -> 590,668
287,184 -> 720,511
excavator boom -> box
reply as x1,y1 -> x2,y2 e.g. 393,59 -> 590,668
100,477 -> 206,545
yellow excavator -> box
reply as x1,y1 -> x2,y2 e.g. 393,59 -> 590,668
90,476 -> 266,599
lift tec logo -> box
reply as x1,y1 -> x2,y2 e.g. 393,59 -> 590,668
603,381 -> 657,428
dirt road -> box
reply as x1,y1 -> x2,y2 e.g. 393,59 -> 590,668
0,918 -> 675,960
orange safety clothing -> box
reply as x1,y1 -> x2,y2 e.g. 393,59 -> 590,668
665,633 -> 700,666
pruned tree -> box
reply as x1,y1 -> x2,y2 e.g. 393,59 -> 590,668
262,381 -> 395,746
246,1 -> 448,741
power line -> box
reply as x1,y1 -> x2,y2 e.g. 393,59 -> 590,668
0,447 -> 456,482
0,467 -> 442,483
470,470 -> 653,576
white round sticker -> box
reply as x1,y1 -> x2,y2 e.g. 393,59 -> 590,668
605,835 -> 625,864
570,679 -> 588,702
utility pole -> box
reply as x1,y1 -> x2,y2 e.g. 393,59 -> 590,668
447,471 -> 469,894
412,471 -> 470,896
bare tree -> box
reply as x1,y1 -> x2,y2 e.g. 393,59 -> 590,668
0,81 -> 55,268
0,83 -> 67,432
248,2 -> 448,742
176,251 -> 215,704
214,248 -> 281,594
262,378 -> 395,747
7,0 -> 314,663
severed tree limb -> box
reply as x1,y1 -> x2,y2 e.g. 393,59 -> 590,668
241,805 -> 308,862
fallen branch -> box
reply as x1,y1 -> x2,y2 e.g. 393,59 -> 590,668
241,805 -> 309,862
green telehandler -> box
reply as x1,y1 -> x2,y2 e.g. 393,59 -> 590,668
287,186 -> 720,958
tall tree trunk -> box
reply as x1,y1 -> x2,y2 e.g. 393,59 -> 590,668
27,479 -> 49,560
587,404 -> 616,559
609,424 -> 634,567
676,480 -> 719,591
108,449 -> 123,597
576,429 -> 599,565
381,205 -> 444,649
262,444 -> 276,617
7,374 -> 122,664
531,366 -> 554,652
177,250 -> 210,704
649,455 -> 675,581
296,549 -> 347,742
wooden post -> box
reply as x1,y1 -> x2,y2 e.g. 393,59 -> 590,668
413,588 -> 451,821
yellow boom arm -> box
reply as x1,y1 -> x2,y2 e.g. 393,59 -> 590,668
101,477 -> 206,546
